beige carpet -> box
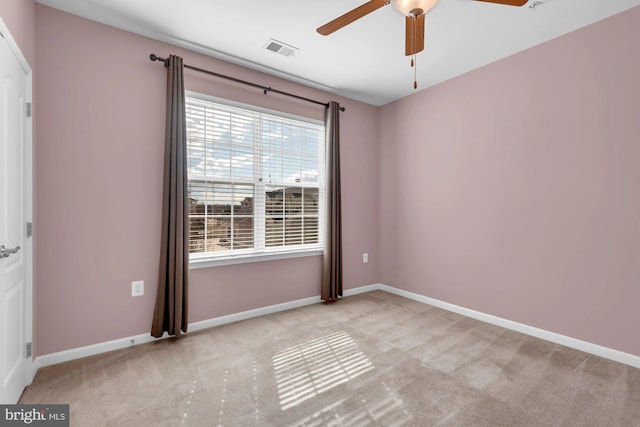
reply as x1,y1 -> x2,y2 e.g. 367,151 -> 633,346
20,291 -> 640,426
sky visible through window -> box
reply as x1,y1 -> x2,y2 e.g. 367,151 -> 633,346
187,104 -> 321,190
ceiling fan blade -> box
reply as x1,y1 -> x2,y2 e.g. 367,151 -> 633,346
405,14 -> 425,56
473,0 -> 528,6
317,0 -> 389,36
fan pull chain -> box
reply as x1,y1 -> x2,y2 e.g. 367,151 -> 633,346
414,54 -> 417,89
412,14 -> 417,89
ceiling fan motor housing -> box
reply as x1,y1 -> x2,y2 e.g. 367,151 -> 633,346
392,0 -> 438,16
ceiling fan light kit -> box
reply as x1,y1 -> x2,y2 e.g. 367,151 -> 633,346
317,0 -> 529,90
392,0 -> 438,16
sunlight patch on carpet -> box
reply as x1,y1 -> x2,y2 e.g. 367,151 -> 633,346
289,381 -> 412,426
273,330 -> 374,410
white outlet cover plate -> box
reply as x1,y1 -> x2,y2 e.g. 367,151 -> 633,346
132,280 -> 144,297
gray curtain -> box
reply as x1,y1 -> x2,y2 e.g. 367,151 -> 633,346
151,54 -> 189,337
321,101 -> 342,301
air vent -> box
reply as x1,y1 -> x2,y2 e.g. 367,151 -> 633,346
264,39 -> 299,57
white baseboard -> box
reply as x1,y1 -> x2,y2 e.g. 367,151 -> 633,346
344,284 -> 380,296
35,331 -> 159,369
188,295 -> 322,333
377,284 -> 640,369
33,283 -> 640,373
35,293 -> 326,370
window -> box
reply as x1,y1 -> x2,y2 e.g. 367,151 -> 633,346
186,94 -> 325,266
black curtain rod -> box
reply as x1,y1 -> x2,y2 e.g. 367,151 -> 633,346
150,54 -> 345,112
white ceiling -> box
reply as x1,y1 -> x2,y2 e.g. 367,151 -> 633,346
36,0 -> 640,106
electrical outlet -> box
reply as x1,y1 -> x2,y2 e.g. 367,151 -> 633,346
363,253 -> 368,264
131,280 -> 144,297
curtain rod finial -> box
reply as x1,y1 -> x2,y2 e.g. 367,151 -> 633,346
150,54 -> 169,67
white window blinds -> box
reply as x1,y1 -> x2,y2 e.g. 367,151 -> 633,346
186,95 -> 325,261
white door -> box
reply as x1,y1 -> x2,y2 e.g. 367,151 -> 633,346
0,19 -> 33,404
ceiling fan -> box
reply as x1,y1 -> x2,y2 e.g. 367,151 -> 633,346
317,0 -> 528,88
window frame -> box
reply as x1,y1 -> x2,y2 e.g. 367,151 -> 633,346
185,91 -> 326,269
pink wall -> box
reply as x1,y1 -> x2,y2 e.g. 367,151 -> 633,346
33,3 -> 640,359
0,0 -> 36,67
379,7 -> 640,356
35,5 -> 379,356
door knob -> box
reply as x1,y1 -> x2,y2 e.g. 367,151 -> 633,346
0,245 -> 21,258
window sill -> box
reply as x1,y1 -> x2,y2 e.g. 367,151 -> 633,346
189,248 -> 323,269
